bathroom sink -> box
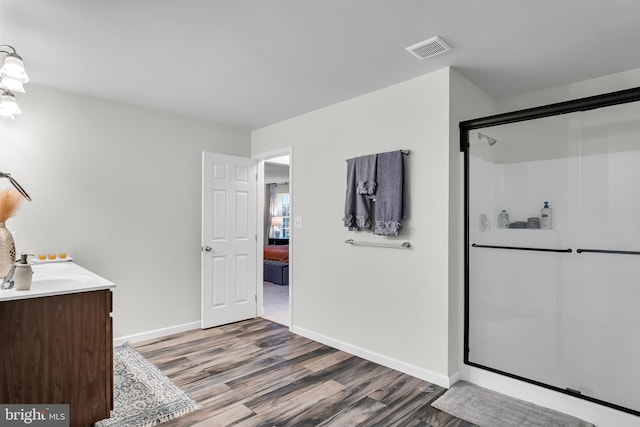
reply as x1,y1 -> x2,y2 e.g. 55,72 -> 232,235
32,262 -> 92,288
0,262 -> 115,301
32,262 -> 76,274
31,275 -> 90,287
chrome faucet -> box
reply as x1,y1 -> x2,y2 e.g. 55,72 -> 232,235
1,264 -> 16,289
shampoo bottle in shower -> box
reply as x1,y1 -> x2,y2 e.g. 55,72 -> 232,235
541,201 -> 552,230
498,209 -> 510,229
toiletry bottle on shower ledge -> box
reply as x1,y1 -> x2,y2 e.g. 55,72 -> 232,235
498,209 -> 510,229
541,201 -> 552,230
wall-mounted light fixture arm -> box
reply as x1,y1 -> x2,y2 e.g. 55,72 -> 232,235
0,45 -> 18,55
0,172 -> 32,201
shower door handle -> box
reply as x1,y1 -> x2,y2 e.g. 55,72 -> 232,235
577,248 -> 640,255
472,243 -> 572,253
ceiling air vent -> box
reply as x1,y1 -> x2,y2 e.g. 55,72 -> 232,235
405,36 -> 451,60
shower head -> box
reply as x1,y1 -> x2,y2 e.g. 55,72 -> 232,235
478,132 -> 497,146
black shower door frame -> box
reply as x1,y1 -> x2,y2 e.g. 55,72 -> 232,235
460,86 -> 640,416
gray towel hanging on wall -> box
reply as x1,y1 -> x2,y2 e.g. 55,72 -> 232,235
343,150 -> 408,235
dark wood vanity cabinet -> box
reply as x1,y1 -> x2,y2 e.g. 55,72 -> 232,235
0,289 -> 113,427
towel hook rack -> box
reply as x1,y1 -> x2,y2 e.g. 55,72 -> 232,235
345,239 -> 411,249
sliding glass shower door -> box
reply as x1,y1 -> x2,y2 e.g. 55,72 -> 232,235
464,93 -> 640,416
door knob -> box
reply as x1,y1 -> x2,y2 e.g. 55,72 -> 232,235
202,245 -> 212,252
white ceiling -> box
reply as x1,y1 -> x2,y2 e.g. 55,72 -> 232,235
3,0 -> 640,130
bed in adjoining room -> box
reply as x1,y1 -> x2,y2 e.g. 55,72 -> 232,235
263,244 -> 289,285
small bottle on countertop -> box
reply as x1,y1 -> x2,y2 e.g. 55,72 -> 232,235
14,253 -> 34,291
498,209 -> 510,229
540,201 -> 552,230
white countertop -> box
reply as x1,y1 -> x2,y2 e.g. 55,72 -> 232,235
0,261 -> 115,302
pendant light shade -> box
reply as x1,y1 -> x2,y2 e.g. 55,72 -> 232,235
0,109 -> 15,120
0,54 -> 29,84
0,76 -> 25,93
0,91 -> 21,119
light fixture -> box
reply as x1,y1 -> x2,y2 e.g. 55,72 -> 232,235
0,45 -> 28,119
0,91 -> 21,120
0,75 -> 25,93
0,171 -> 31,201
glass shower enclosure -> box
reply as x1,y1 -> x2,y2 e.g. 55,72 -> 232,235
461,88 -> 640,416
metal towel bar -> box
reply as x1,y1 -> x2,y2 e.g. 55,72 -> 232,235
348,150 -> 410,158
346,239 -> 411,249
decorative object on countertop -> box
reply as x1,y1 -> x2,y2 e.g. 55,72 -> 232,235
0,45 -> 29,120
0,189 -> 23,278
13,253 -> 33,291
33,253 -> 73,263
0,223 -> 15,278
96,343 -> 199,427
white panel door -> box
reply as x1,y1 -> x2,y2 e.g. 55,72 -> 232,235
202,152 -> 257,328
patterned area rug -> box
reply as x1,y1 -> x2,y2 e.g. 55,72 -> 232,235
96,344 -> 199,427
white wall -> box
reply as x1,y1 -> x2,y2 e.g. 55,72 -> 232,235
496,68 -> 640,113
0,84 -> 251,338
449,69 -> 497,374
252,68 -> 460,385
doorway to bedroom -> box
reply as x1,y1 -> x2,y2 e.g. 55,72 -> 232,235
262,154 -> 290,326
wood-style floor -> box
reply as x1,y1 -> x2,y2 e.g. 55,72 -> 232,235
134,318 -> 474,427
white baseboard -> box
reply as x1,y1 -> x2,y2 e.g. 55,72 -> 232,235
113,321 -> 201,346
448,371 -> 461,386
290,325 -> 457,388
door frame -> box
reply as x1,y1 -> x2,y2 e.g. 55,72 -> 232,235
253,146 -> 293,326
